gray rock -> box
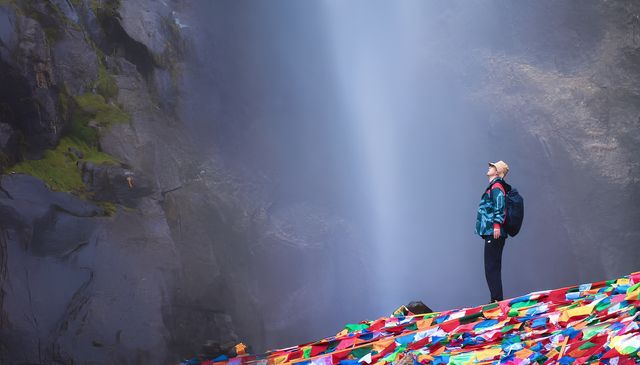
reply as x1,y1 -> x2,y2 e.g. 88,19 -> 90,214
30,205 -> 97,257
76,0 -> 107,46
67,146 -> 84,159
0,174 -> 102,218
46,200 -> 180,364
52,27 -> 99,94
100,56 -> 192,193
0,122 -> 19,170
472,1 -> 640,281
152,66 -> 179,111
0,12 -> 63,159
51,0 -> 80,24
80,161 -> 153,207
119,0 -> 172,57
0,173 -> 183,364
0,6 -> 17,51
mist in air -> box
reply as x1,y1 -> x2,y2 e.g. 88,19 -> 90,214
179,0 -> 617,351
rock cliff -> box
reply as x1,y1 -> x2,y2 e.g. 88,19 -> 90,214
0,1 -> 370,363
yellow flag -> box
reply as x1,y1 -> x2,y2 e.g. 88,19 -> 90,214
272,355 -> 288,364
616,278 -> 630,285
515,348 -> 534,359
417,317 -> 433,330
472,347 -> 502,361
372,339 -> 394,352
560,304 -> 593,322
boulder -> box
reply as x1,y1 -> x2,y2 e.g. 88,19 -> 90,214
80,161 -> 153,207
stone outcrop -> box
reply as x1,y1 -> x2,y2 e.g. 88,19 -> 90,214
0,5 -> 62,163
0,1 -> 366,363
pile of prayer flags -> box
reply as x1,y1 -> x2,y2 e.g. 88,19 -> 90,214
180,271 -> 640,365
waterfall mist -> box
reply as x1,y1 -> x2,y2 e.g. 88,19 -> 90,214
178,0 -> 635,351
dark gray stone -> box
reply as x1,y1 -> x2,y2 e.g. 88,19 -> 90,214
0,12 -> 62,159
30,206 -> 97,257
0,6 -> 16,51
119,0 -> 173,57
0,173 -> 183,364
52,27 -> 98,94
51,0 -> 80,24
80,161 -> 153,207
0,122 -> 19,170
0,174 -> 102,218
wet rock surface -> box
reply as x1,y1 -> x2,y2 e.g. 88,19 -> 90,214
0,7 -> 61,160
80,161 -> 153,207
0,1 -> 363,362
472,1 -> 640,282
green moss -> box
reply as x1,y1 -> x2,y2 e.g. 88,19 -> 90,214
88,0 -> 99,15
75,93 -> 130,128
59,87 -> 72,121
96,64 -> 118,99
93,43 -> 107,63
10,137 -> 116,193
99,201 -> 117,216
43,27 -> 62,45
9,136 -> 120,216
75,93 -> 108,113
72,139 -> 118,165
86,39 -> 119,101
14,2 -> 67,44
95,108 -> 128,126
69,114 -> 99,145
90,0 -> 120,17
67,93 -> 128,161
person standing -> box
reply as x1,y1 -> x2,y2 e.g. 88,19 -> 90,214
475,160 -> 511,303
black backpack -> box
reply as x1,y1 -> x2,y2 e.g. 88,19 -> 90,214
490,180 -> 524,237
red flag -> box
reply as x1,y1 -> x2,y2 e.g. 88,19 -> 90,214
335,337 -> 355,351
330,350 -> 351,364
310,344 -> 329,357
439,318 -> 461,333
286,350 -> 302,362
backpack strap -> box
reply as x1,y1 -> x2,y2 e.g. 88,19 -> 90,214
486,180 -> 506,195
491,182 -> 506,195
487,180 -> 508,226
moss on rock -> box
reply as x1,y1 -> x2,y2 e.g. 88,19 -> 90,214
10,136 -> 117,193
75,93 -> 130,127
90,0 -> 121,18
96,63 -> 118,99
99,200 -> 117,216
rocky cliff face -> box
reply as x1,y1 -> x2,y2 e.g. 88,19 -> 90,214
0,1 -> 360,364
470,1 -> 640,281
0,1 -> 369,364
0,1 -> 211,363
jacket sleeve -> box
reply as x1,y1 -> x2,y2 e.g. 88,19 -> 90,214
490,186 -> 506,228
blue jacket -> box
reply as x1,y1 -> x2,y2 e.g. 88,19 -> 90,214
475,177 -> 509,238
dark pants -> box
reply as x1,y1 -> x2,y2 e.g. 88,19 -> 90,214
483,235 -> 506,302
